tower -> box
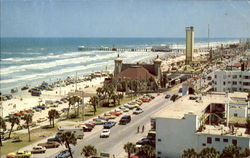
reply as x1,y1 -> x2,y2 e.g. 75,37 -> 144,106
114,54 -> 122,75
185,26 -> 194,65
154,55 -> 162,79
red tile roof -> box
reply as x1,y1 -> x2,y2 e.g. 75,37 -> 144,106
114,66 -> 155,81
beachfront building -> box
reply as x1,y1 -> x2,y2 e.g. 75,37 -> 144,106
151,92 -> 250,158
214,65 -> 250,92
185,26 -> 194,65
114,54 -> 162,81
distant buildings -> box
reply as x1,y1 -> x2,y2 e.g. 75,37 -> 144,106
185,26 -> 194,65
151,92 -> 250,158
214,64 -> 250,92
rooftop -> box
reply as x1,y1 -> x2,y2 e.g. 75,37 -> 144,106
197,125 -> 250,138
152,92 -> 248,119
152,93 -> 229,119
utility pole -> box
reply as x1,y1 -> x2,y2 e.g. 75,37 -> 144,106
208,24 -> 210,50
75,72 -> 77,91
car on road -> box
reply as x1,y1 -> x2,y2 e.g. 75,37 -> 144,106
55,149 -> 74,158
103,113 -> 117,119
31,146 -> 46,154
85,121 -> 96,128
103,121 -> 116,129
165,94 -> 171,99
109,111 -> 122,116
7,150 -> 32,158
136,138 -> 154,148
47,137 -> 61,143
37,117 -> 47,123
93,119 -> 107,125
133,108 -> 144,115
100,129 -> 110,138
38,141 -> 60,148
122,108 -> 129,112
119,115 -> 131,125
83,125 -> 94,132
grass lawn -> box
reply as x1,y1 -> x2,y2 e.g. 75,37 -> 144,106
1,125 -> 58,156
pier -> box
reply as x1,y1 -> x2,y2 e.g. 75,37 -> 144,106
78,46 -> 153,52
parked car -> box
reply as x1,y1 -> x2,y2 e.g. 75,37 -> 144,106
82,125 -> 93,132
93,119 -> 107,125
165,94 -> 171,99
11,136 -> 22,143
55,149 -> 74,158
136,138 -> 154,148
103,121 -> 116,129
7,150 -> 32,158
37,141 -> 60,148
31,146 -> 46,154
133,108 -> 144,115
47,137 -> 61,142
109,111 -> 122,116
100,129 -> 110,138
85,122 -> 96,128
103,113 -> 116,119
37,117 -> 47,123
119,115 -> 131,125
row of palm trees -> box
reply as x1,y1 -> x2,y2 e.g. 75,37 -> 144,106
0,108 -> 60,146
123,142 -> 155,158
182,145 -> 250,158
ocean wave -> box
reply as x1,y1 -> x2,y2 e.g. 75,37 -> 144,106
0,60 -> 111,84
1,52 -> 117,75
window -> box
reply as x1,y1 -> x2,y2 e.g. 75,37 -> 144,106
239,75 -> 241,78
215,75 -> 217,78
158,139 -> 161,142
232,88 -> 237,91
223,82 -> 226,85
223,138 -> 228,142
157,151 -> 162,155
239,88 -> 242,91
232,81 -> 237,85
215,138 -> 220,142
232,139 -> 237,146
202,143 -> 206,146
232,75 -> 237,79
234,113 -> 238,117
207,137 -> 212,144
239,81 -> 242,84
228,75 -> 231,78
244,76 -> 249,79
228,81 -> 231,84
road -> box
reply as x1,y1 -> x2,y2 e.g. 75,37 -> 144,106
45,91 -> 176,158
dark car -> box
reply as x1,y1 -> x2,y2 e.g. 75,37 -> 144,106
55,149 -> 74,158
47,137 -> 61,143
31,90 -> 41,96
103,121 -> 116,129
119,115 -> 131,125
165,94 -> 171,99
83,126 -> 93,132
3,94 -> 13,100
37,141 -> 60,148
136,138 -> 154,147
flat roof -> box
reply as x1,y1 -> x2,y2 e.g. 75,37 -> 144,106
197,125 -> 250,138
152,93 -> 229,119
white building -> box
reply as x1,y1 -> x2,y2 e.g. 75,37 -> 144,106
152,92 -> 250,158
214,69 -> 250,92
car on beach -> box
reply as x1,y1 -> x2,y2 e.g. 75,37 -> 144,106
100,129 -> 110,138
31,146 -> 46,154
37,141 -> 60,148
55,149 -> 74,158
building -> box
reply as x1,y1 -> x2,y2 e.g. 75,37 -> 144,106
114,54 -> 162,81
214,66 -> 250,92
185,26 -> 194,65
151,92 -> 250,158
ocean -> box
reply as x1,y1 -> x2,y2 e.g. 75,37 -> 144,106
0,37 -> 238,94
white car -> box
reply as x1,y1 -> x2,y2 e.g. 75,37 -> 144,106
100,129 -> 110,138
133,108 -> 144,114
122,108 -> 129,112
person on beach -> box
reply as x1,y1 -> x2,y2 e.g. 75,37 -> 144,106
137,125 -> 140,133
142,125 -> 145,133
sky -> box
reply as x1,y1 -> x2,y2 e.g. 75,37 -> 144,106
1,0 -> 250,38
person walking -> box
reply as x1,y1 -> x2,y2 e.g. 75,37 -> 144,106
142,125 -> 145,133
137,125 -> 140,133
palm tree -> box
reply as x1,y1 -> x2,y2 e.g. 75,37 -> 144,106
23,114 -> 33,142
182,148 -> 198,158
8,116 -> 20,138
0,116 -> 6,146
240,148 -> 250,157
199,147 -> 219,158
67,96 -> 76,118
220,144 -> 241,158
141,145 -> 155,158
59,131 -> 77,158
96,87 -> 103,98
124,142 -> 137,158
81,145 -> 97,157
89,96 -> 98,115
111,93 -> 119,106
48,109 -> 59,128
